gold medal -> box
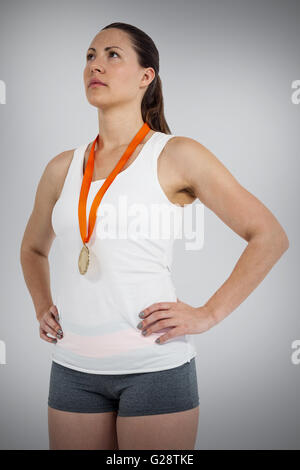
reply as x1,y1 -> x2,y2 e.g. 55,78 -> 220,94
78,243 -> 89,275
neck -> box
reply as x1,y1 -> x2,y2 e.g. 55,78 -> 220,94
95,102 -> 146,152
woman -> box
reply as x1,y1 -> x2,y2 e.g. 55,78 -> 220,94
20,22 -> 289,450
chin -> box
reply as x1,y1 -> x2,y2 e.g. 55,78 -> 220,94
86,95 -> 107,107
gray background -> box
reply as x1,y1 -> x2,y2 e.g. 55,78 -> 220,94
0,0 -> 299,450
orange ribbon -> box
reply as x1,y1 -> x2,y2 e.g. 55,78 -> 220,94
78,122 -> 151,245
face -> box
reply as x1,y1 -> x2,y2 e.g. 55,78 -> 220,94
83,28 -> 155,109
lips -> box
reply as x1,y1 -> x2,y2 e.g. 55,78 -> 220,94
88,79 -> 107,87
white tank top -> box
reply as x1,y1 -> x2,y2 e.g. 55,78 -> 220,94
51,131 -> 197,374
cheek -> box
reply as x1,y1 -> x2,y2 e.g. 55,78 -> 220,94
83,68 -> 89,83
115,66 -> 136,83
116,73 -> 139,95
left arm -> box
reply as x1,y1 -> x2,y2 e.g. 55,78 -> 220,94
178,137 -> 289,325
138,137 -> 289,343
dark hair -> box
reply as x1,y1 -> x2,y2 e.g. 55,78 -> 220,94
100,22 -> 171,134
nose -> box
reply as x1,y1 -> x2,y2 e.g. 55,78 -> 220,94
85,63 -> 105,85
89,59 -> 105,73
91,65 -> 102,73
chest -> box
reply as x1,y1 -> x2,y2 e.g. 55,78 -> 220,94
83,142 -> 196,207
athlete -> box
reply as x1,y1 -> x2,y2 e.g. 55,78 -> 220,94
20,22 -> 289,450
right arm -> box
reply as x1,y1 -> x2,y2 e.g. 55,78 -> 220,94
20,149 -> 73,343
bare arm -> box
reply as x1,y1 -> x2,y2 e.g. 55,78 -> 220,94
172,137 -> 290,324
20,150 -> 72,341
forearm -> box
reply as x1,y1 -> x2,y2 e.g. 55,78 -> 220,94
20,249 -> 54,321
201,231 -> 289,325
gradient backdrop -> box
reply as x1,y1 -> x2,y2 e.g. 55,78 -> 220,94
0,0 -> 299,450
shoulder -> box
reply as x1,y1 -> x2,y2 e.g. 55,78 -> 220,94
164,134 -> 208,159
44,147 -> 76,201
162,134 -> 210,190
46,147 -> 76,173
164,134 -> 222,173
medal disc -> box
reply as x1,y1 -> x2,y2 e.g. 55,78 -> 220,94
78,244 -> 89,275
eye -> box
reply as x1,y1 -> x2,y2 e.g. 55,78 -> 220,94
86,50 -> 120,61
108,50 -> 119,58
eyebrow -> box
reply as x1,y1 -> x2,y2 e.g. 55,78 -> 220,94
87,46 -> 124,53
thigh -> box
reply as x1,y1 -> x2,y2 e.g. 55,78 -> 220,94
117,406 -> 199,450
117,358 -> 200,449
47,361 -> 119,450
48,407 -> 118,450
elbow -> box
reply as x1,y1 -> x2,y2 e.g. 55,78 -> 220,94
250,224 -> 290,253
272,224 -> 289,252
266,226 -> 290,253
280,231 -> 290,252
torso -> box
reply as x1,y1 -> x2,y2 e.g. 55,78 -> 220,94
55,131 -> 197,207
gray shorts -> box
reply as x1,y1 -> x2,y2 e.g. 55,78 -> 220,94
48,358 -> 199,417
